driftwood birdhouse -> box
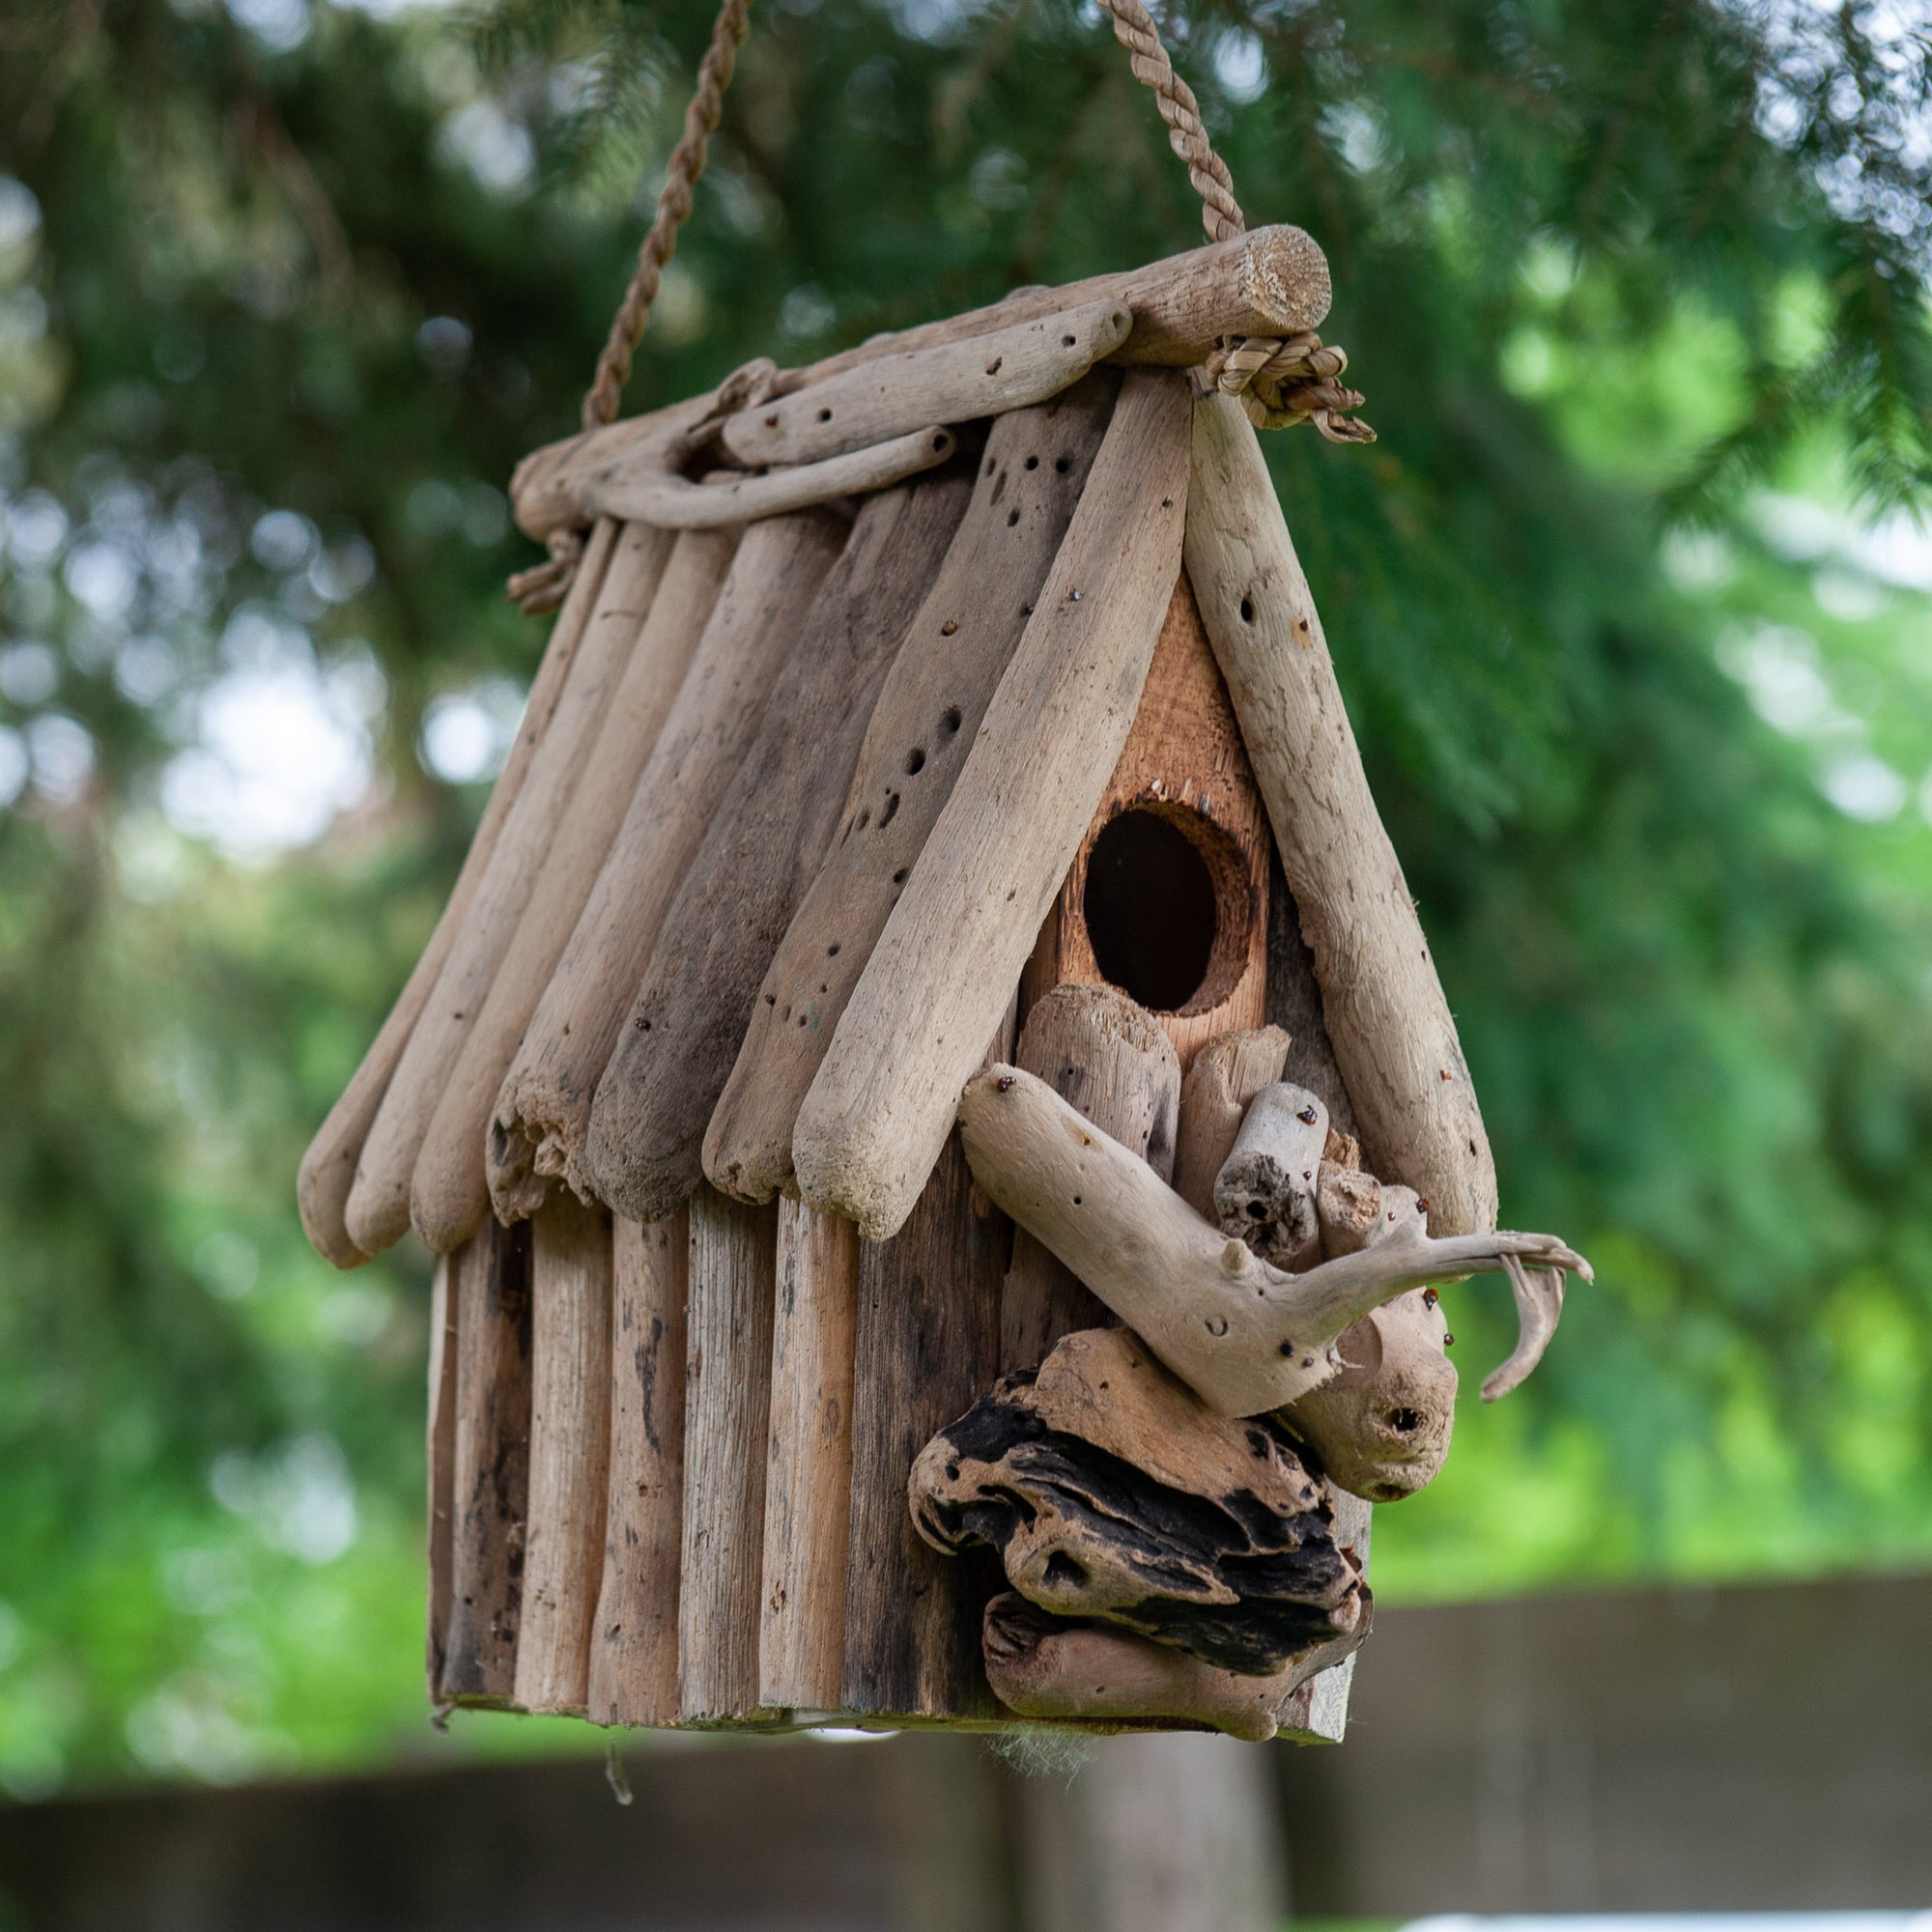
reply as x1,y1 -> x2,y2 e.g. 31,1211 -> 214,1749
298,0 -> 1590,1744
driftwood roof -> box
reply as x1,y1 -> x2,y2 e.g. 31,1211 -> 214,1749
298,228 -> 1496,1269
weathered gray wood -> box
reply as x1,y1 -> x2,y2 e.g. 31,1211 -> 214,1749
583,473 -> 973,1225
511,228 -> 1330,543
297,522 -> 618,1268
344,522 -> 664,1258
412,528 -> 738,1253
489,511 -> 845,1224
584,426 -> 957,529
513,1195 -> 613,1717
718,301 -> 1129,468
440,1216 -> 532,1704
758,1199 -> 859,1714
678,1187 -> 780,1723
1186,392 -> 1496,1236
703,371 -> 1122,1207
959,1065 -> 1590,1417
1000,983 -> 1179,1375
1173,1027 -> 1292,1217
1213,1081 -> 1330,1273
426,1253 -> 458,1699
841,1131 -> 1006,1722
587,1212 -> 688,1728
793,369 -> 1192,1240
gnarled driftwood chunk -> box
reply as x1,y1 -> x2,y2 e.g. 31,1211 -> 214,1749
911,1327 -> 1368,1679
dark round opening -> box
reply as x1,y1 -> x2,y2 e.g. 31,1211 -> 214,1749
1081,808 -> 1218,1012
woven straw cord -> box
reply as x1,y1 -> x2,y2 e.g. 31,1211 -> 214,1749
509,0 -> 1371,611
508,0 -> 752,613
1093,0 -> 1372,442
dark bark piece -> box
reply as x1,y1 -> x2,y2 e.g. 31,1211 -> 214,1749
440,1216 -> 533,1704
842,1130 -> 1007,1721
1000,983 -> 1179,1376
912,1327 -> 1368,1678
585,472 -> 974,1225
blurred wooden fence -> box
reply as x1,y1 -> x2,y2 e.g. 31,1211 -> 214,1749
2,1572 -> 1927,1929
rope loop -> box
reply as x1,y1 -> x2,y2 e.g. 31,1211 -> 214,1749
511,0 -> 1373,611
1092,0 -> 1373,443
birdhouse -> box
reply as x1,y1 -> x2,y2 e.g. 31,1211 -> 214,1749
298,219 -> 1589,1740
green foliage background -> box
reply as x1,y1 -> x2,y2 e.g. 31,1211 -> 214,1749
2,0 -> 1930,1795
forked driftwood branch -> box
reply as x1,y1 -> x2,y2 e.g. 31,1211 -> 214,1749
957,1065 -> 1590,1417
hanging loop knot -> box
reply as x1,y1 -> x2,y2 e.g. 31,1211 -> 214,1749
1205,332 -> 1375,440
506,526 -> 586,617
1094,0 -> 1374,443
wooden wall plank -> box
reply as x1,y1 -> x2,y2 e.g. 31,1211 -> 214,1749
758,1200 -> 860,1713
440,1216 -> 533,1704
588,1212 -> 688,1728
679,1186 -> 780,1723
514,1195 -> 614,1717
426,1254 -> 459,1699
841,1131 -> 1007,1722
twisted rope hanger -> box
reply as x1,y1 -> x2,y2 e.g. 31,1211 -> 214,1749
1091,0 -> 1373,440
509,0 -> 1370,613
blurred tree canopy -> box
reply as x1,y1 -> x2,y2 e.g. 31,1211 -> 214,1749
2,0 -> 1930,1794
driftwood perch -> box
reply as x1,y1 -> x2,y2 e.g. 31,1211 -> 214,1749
911,1327 -> 1367,1680
958,1064 -> 1590,1416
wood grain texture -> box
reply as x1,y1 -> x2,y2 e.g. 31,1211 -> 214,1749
583,474 -> 973,1225
426,1254 -> 458,1699
514,1194 -> 614,1717
718,301 -> 1129,468
757,1199 -> 859,1713
842,1131 -> 1007,1722
678,1187 -> 780,1724
702,371 -> 1122,1207
489,510 -> 846,1224
1000,983 -> 1179,1375
440,1216 -> 533,1704
411,528 -> 739,1253
343,521 -> 660,1258
793,369 -> 1192,1240
584,426 -> 957,529
959,1065 -> 1587,1417
1024,572 -> 1271,1071
1173,1027 -> 1292,1217
1185,392 -> 1496,1236
588,1212 -> 688,1728
297,521 -> 618,1268
511,228 -> 1329,543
